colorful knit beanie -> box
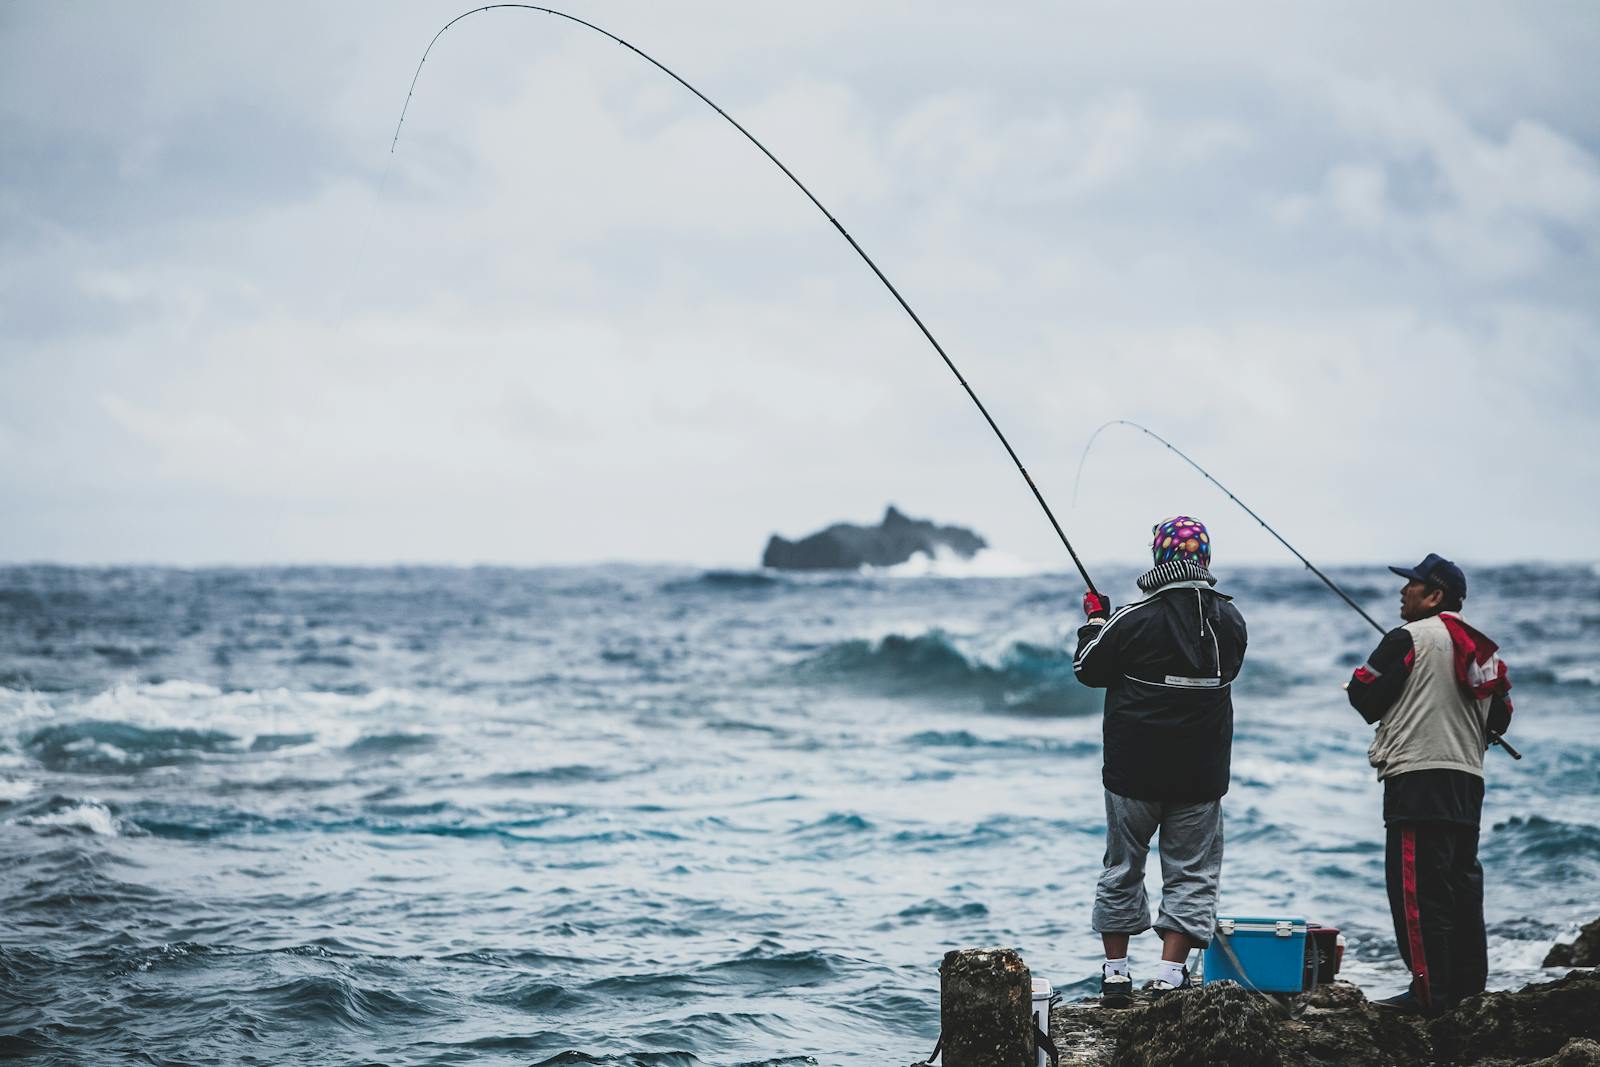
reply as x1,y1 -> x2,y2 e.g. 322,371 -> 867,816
1151,515 -> 1210,568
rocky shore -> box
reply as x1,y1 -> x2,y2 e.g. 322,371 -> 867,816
1048,969 -> 1600,1067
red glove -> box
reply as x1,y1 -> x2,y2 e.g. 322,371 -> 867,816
1083,590 -> 1111,622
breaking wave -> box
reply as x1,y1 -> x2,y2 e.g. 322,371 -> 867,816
660,570 -> 784,594
1487,815 -> 1600,864
903,729 -> 1099,756
0,681 -> 459,775
793,629 -> 1098,713
863,547 -> 1047,579
8,798 -> 122,836
25,722 -> 249,773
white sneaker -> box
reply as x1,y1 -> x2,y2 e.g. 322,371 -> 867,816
1149,966 -> 1191,997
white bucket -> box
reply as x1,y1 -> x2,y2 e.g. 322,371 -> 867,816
1031,977 -> 1052,1067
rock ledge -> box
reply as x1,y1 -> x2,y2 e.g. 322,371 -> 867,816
1048,971 -> 1600,1067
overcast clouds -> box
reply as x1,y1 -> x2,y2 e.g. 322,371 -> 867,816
2,2 -> 1597,569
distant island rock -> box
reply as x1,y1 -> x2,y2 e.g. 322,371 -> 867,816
762,506 -> 987,571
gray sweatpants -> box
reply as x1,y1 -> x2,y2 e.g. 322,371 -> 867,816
1092,790 -> 1223,946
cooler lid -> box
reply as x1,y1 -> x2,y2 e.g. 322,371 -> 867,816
1215,916 -> 1308,936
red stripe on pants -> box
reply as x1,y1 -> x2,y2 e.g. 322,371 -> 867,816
1401,827 -> 1431,1006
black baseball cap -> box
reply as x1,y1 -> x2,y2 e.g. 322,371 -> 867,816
1389,553 -> 1467,601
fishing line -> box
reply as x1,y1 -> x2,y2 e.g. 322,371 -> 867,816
389,5 -> 1098,593
1075,420 -> 1383,629
1074,418 -> 1522,759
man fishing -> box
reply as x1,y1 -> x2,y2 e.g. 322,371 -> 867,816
1346,553 -> 1514,1017
1074,516 -> 1248,1006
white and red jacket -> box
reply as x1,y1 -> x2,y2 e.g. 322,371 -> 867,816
1347,611 -> 1514,824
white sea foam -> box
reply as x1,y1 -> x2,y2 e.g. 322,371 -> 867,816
0,778 -> 35,802
0,680 -> 493,772
0,687 -> 59,718
1231,754 -> 1374,793
1554,664 -> 1600,686
1490,932 -> 1566,972
858,618 -> 981,644
867,546 -> 1047,579
64,737 -> 134,765
14,800 -> 120,836
6,682 -> 354,755
138,679 -> 224,700
66,683 -> 361,752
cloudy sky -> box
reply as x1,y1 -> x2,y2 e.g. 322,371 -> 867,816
3,2 -> 1596,569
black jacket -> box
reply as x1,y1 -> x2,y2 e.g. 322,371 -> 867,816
1074,578 -> 1248,803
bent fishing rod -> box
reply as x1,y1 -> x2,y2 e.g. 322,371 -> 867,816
1075,419 -> 1522,759
390,5 -> 1099,595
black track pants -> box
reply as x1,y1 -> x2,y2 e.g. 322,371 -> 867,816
1384,820 -> 1487,1006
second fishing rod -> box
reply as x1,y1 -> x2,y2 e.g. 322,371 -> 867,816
1076,419 -> 1523,760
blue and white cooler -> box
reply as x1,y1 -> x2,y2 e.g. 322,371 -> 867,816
1202,916 -> 1311,994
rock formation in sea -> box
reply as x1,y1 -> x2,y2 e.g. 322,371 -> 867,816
1544,917 -> 1600,968
761,506 -> 987,570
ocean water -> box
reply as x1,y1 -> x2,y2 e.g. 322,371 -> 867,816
1,561 -> 1596,1065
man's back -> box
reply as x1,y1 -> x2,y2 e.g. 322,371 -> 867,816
1077,515 -> 1244,1001
1075,580 -> 1247,803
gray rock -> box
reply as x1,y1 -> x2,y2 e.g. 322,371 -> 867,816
1045,980 -> 1429,1066
1040,972 -> 1600,1067
1544,917 -> 1600,968
761,506 -> 986,570
1295,980 -> 1368,1011
1523,1039 -> 1600,1067
1111,981 -> 1283,1067
1282,983 -> 1433,1066
1431,969 -> 1600,1065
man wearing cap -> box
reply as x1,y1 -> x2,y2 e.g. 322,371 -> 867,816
1074,516 -> 1248,1006
1347,554 -> 1515,1016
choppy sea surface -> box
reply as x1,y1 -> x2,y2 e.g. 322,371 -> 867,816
1,561 -> 1596,1065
